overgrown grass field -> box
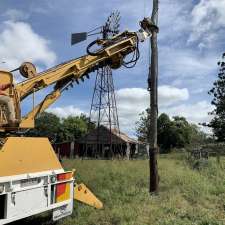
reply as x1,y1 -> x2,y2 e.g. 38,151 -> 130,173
14,154 -> 225,225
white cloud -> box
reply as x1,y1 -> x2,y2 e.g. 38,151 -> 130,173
4,9 -> 29,21
116,86 -> 188,107
47,105 -> 85,118
115,87 -> 213,134
161,100 -> 214,134
0,20 -> 56,72
159,85 -> 189,106
188,0 -> 225,47
161,101 -> 213,125
160,46 -> 216,79
158,0 -> 192,43
115,86 -> 189,133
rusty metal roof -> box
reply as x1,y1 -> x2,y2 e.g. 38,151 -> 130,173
78,125 -> 138,144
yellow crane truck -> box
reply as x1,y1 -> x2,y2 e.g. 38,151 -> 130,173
0,17 -> 156,224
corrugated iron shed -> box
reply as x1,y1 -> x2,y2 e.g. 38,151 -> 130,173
78,125 -> 138,144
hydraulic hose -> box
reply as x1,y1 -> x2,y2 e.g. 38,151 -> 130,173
86,39 -> 106,56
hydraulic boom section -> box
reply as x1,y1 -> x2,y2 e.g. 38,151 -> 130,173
0,17 -> 156,132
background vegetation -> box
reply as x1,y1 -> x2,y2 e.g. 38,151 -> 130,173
207,53 -> 225,141
26,112 -> 93,143
136,111 -> 208,153
28,110 -> 209,152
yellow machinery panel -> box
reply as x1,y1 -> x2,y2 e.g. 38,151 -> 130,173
0,137 -> 62,177
0,71 -> 16,125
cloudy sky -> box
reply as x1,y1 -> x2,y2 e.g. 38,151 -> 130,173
0,0 -> 223,136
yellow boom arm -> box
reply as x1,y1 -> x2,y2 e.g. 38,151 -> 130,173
16,32 -> 138,129
0,17 -> 155,131
19,89 -> 61,128
16,32 -> 137,100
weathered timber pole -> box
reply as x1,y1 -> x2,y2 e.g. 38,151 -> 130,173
149,0 -> 159,193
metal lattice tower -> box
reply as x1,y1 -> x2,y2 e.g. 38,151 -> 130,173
89,11 -> 121,156
90,65 -> 120,131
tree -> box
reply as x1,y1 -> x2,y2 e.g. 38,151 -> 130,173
208,53 -> 225,141
136,111 -> 205,152
158,115 -> 191,151
157,113 -> 172,151
172,116 -> 191,147
27,112 -> 61,142
189,124 -> 207,145
26,112 -> 92,143
61,115 -> 89,141
136,108 -> 151,142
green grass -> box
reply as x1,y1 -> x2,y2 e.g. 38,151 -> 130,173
14,154 -> 225,225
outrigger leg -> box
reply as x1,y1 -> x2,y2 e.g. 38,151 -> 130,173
74,183 -> 103,209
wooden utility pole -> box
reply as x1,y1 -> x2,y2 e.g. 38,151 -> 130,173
149,0 -> 159,193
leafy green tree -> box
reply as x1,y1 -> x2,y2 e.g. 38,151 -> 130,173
208,53 -> 225,141
26,112 -> 92,143
136,110 -> 206,152
158,115 -> 190,151
27,112 -> 61,142
157,113 -> 172,150
61,115 -> 89,141
172,116 -> 191,147
189,124 -> 207,145
136,108 -> 151,142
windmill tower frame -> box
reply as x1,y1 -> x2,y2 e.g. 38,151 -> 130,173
89,11 -> 121,157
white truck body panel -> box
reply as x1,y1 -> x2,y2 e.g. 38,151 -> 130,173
0,170 -> 74,225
